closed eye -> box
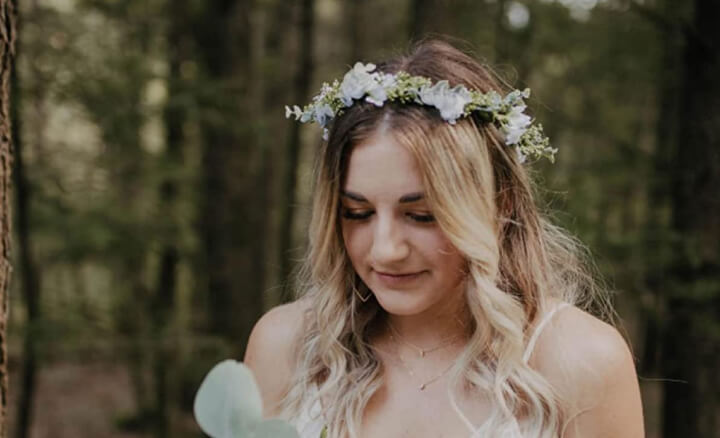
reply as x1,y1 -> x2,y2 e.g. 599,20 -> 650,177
339,209 -> 435,223
410,213 -> 435,223
340,209 -> 373,220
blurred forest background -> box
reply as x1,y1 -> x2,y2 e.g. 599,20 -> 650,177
3,0 -> 719,437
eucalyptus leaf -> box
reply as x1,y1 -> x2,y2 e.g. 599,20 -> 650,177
251,418 -> 301,438
193,359 -> 301,438
193,360 -> 264,437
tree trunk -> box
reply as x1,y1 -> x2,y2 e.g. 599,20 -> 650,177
150,1 -> 189,435
10,8 -> 41,438
408,0 -> 433,41
196,0 -> 265,355
661,0 -> 720,436
494,0 -> 509,64
279,0 -> 314,302
0,1 -> 16,436
345,0 -> 362,63
640,0 -> 684,378
492,0 -> 534,83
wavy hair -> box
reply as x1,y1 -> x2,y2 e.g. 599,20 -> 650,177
278,38 -> 613,438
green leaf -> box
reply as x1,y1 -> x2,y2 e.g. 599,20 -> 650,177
193,360 -> 300,438
193,359 -> 263,437
252,419 -> 301,438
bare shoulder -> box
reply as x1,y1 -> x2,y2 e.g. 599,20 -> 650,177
531,303 -> 645,437
243,297 -> 312,417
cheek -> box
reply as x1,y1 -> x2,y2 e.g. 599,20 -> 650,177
341,223 -> 367,263
428,234 -> 466,276
420,230 -> 454,257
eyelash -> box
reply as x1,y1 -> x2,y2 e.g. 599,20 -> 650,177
340,209 -> 435,223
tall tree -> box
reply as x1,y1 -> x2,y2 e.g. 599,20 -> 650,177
195,0 -> 265,354
0,0 -> 16,436
11,5 -> 42,437
345,0 -> 363,64
150,0 -> 190,435
408,0 -> 435,41
279,0 -> 314,301
661,0 -> 720,435
639,0 -> 684,379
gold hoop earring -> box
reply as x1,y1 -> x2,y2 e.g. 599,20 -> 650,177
354,286 -> 372,303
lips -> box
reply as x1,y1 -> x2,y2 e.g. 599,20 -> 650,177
377,271 -> 421,277
374,270 -> 425,286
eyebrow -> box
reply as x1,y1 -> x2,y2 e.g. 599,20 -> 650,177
340,190 -> 425,204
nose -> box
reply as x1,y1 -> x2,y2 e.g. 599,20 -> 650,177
369,214 -> 410,265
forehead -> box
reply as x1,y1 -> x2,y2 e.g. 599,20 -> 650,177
343,133 -> 424,196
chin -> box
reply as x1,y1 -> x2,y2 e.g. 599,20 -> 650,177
372,288 -> 433,316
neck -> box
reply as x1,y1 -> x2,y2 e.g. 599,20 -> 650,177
380,288 -> 472,350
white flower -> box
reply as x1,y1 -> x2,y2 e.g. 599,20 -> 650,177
313,82 -> 335,103
516,147 -> 527,163
365,73 -> 400,106
418,80 -> 473,124
339,62 -> 378,107
322,128 -> 330,141
364,84 -> 388,106
503,104 -> 532,145
379,73 -> 397,88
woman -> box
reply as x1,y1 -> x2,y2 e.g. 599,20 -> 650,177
244,39 -> 644,437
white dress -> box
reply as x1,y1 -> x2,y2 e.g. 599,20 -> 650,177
289,302 -> 570,438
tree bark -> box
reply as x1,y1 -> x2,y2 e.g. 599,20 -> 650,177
0,1 -> 16,437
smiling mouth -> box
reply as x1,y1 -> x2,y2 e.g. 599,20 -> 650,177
376,271 -> 422,277
374,271 -> 426,285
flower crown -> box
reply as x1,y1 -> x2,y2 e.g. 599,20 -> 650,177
285,62 -> 557,163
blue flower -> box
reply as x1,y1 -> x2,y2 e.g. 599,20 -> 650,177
313,104 -> 335,127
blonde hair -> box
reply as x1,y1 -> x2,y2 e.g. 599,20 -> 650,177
279,39 -> 613,438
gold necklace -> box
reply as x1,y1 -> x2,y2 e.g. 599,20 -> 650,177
388,332 -> 457,391
386,320 -> 465,357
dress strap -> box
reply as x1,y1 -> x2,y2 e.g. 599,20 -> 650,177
522,302 -> 570,363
